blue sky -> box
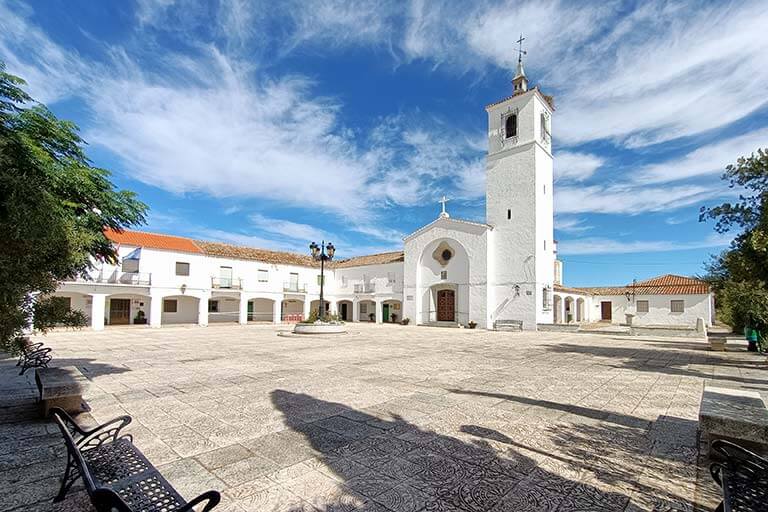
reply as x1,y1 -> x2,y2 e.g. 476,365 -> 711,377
2,0 -> 767,286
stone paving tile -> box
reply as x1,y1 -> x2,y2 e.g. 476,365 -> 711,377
6,324 -> 764,511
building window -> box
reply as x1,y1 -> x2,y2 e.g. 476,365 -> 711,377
208,300 -> 219,313
543,184 -> 546,194
163,299 -> 177,313
540,112 -> 550,142
636,300 -> 649,313
507,209 -> 512,220
341,276 -> 348,288
670,300 -> 684,313
360,303 -> 367,314
544,240 -> 547,251
543,286 -> 552,311
387,272 -> 396,284
258,270 -> 268,282
175,262 -> 190,276
440,270 -> 448,280
505,114 -> 517,138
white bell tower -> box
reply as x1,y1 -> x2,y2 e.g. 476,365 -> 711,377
485,42 -> 555,329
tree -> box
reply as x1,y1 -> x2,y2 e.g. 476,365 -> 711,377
0,62 -> 147,353
701,148 -> 768,346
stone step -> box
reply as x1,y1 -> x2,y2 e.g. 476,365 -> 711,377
494,320 -> 523,331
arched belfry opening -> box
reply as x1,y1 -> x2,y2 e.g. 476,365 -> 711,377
505,114 -> 517,138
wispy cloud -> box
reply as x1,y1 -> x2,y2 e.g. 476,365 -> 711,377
558,233 -> 730,255
554,216 -> 593,233
555,183 -> 720,215
555,151 -> 604,182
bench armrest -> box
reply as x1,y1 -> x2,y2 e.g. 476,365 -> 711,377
178,490 -> 221,512
712,439 -> 768,471
78,415 -> 133,450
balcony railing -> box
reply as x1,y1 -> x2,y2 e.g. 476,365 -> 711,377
283,282 -> 307,293
211,277 -> 242,289
354,283 -> 375,293
72,271 -> 152,285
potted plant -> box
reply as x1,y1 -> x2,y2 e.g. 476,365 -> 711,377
133,310 -> 147,325
368,312 -> 376,322
401,318 -> 410,325
468,320 -> 477,329
391,314 -> 398,323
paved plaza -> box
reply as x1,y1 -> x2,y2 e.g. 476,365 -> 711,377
2,324 -> 767,511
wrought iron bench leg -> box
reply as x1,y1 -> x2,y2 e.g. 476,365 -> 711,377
54,452 -> 82,503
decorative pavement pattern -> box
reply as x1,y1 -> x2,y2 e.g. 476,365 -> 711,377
1,323 -> 766,511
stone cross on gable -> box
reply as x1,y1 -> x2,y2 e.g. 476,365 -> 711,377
439,195 -> 450,217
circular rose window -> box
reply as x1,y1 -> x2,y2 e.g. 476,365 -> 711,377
442,249 -> 452,261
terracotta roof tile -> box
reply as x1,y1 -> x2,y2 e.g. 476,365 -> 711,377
105,228 -> 203,254
195,240 -> 319,267
332,251 -> 404,269
566,274 -> 710,296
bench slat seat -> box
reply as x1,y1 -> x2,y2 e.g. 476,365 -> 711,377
52,408 -> 220,512
710,440 -> 768,512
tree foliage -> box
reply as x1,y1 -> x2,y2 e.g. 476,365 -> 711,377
701,148 -> 768,341
0,62 -> 147,353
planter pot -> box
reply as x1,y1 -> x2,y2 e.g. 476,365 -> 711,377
293,323 -> 347,335
133,318 -> 147,325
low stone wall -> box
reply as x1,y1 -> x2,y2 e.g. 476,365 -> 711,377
537,323 -> 580,332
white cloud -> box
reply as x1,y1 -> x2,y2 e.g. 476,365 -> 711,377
555,183 -> 720,215
0,1 -> 89,104
558,233 -> 730,255
636,127 -> 768,184
554,151 -> 604,182
554,216 -> 592,233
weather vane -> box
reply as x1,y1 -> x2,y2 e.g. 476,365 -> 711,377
516,33 -> 526,64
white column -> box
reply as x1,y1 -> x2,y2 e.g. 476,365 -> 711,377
329,300 -> 338,316
198,293 -> 210,326
302,299 -> 311,321
559,297 -> 566,325
352,299 -> 360,322
375,299 -> 383,324
238,294 -> 249,325
149,293 -> 163,328
273,297 -> 283,324
90,294 -> 106,331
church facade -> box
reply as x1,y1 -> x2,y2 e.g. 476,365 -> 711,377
51,63 -> 713,331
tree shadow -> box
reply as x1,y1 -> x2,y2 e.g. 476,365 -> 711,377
543,343 -> 768,386
268,389 -> 698,512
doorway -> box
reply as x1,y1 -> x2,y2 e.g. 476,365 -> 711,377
437,289 -> 455,322
340,302 -> 349,321
600,301 -> 612,321
109,298 -> 131,325
382,303 -> 390,323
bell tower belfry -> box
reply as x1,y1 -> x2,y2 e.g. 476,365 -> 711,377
485,41 -> 555,329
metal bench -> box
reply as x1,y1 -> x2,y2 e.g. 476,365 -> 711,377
51,408 -> 221,512
709,440 -> 768,512
17,341 -> 52,375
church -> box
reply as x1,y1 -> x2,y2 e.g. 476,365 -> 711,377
51,57 -> 713,332
402,56 -> 555,330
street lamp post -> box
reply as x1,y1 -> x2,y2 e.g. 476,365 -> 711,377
309,241 -> 335,320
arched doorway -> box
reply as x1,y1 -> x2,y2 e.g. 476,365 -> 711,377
576,298 -> 585,322
553,295 -> 563,324
418,238 -> 470,325
160,295 -> 200,325
337,300 -> 353,321
564,297 -> 574,324
106,293 -> 152,326
359,300 -> 376,322
249,298 -> 275,323
281,299 -> 304,322
382,300 -> 402,323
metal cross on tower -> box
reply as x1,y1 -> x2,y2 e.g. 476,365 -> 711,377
516,33 -> 527,64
